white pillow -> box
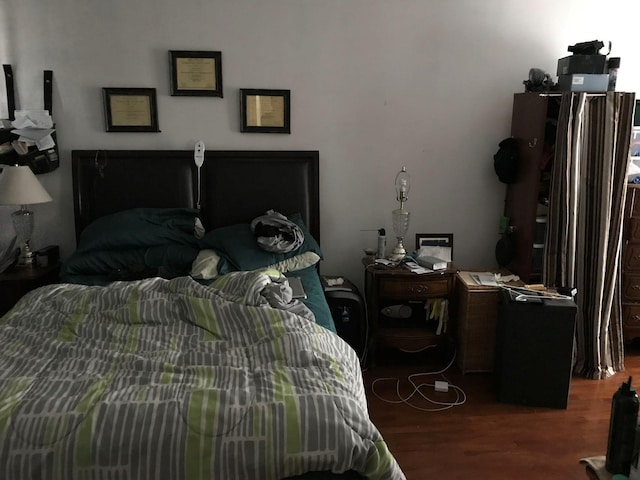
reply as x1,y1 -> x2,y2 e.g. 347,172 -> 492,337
268,251 -> 321,272
191,249 -> 222,280
191,250 -> 321,280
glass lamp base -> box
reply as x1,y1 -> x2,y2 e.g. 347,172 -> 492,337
390,208 -> 410,261
388,238 -> 407,261
12,208 -> 37,268
17,240 -> 37,267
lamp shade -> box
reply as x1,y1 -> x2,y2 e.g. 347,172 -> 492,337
0,165 -> 53,206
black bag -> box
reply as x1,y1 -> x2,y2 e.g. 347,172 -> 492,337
493,137 -> 519,184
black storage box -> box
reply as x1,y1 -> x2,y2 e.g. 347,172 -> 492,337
322,276 -> 367,362
494,289 -> 577,409
557,54 -> 606,76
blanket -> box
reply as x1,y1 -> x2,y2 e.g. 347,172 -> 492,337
0,270 -> 404,480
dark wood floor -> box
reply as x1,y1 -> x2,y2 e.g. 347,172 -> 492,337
363,343 -> 640,480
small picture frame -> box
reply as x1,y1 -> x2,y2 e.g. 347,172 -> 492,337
169,50 -> 223,97
240,88 -> 290,133
415,233 -> 454,261
102,88 -> 159,132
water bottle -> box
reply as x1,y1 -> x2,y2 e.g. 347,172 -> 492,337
606,376 -> 640,475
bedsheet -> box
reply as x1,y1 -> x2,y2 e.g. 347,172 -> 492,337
0,270 -> 404,480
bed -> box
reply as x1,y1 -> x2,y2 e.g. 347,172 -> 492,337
0,150 -> 405,480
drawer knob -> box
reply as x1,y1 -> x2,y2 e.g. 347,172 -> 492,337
633,315 -> 640,321
633,285 -> 640,291
408,284 -> 429,294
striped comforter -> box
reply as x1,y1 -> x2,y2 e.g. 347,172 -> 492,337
0,270 -> 404,480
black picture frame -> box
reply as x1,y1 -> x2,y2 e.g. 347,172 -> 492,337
169,50 -> 223,97
102,88 -> 159,133
240,88 -> 291,133
415,233 -> 454,261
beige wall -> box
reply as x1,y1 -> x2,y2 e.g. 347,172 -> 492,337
1,0 -> 639,287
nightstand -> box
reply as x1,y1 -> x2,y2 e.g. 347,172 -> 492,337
0,263 -> 60,316
364,263 -> 457,366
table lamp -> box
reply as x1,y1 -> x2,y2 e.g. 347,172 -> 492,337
388,167 -> 410,261
0,165 -> 53,267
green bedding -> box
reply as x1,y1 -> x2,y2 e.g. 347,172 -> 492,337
0,270 -> 404,480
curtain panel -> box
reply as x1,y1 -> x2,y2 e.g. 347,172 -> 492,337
544,92 -> 636,379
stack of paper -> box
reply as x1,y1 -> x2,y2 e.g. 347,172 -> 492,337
11,110 -> 56,151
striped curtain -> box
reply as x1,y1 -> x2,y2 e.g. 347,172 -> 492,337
544,92 -> 636,379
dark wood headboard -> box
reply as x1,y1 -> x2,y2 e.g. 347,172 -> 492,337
71,150 -> 320,243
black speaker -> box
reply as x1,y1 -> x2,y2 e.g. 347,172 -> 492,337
494,288 -> 577,409
322,276 -> 367,361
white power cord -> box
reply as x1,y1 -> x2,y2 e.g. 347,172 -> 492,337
370,348 -> 467,411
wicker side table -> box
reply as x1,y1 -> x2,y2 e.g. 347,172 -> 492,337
455,270 -> 521,374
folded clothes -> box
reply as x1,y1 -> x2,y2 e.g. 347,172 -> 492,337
250,210 -> 303,253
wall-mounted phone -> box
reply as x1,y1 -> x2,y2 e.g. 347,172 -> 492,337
0,134 -> 59,174
194,141 -> 205,209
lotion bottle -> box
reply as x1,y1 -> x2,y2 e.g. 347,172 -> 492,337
377,228 -> 386,259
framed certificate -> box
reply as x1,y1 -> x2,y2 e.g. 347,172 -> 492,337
102,88 -> 159,132
169,50 -> 223,97
240,89 -> 290,133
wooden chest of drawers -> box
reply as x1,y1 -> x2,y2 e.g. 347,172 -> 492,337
622,185 -> 640,342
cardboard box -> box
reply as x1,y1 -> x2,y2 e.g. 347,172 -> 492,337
557,74 -> 609,92
557,54 -> 606,76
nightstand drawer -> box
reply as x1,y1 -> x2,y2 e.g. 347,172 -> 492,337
379,277 -> 450,300
623,274 -> 640,302
623,303 -> 640,343
626,218 -> 640,243
623,303 -> 640,327
624,243 -> 640,270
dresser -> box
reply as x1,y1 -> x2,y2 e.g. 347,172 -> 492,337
622,185 -> 640,343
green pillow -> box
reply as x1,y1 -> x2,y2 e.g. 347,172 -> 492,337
77,208 -> 201,252
199,213 -> 323,272
62,244 -> 199,277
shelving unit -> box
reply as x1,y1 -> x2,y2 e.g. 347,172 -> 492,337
502,93 -> 561,283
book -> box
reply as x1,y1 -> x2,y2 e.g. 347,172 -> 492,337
287,276 -> 307,299
320,275 -> 352,292
416,255 -> 447,270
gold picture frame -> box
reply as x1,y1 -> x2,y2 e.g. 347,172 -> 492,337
102,88 -> 159,132
169,50 -> 223,97
240,89 -> 290,133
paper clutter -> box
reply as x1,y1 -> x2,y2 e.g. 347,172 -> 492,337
10,110 -> 55,151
